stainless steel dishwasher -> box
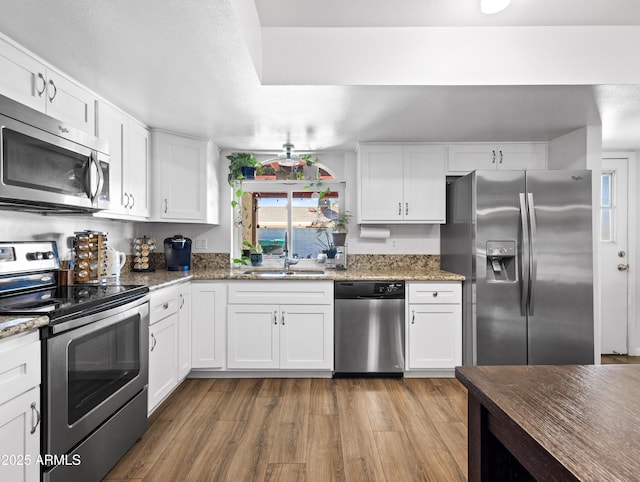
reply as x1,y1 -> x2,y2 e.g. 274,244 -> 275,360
334,281 -> 405,376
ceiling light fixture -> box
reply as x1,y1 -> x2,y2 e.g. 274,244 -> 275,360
268,143 -> 301,166
480,0 -> 511,14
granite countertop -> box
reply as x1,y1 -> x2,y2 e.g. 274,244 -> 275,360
118,264 -> 464,290
0,314 -> 49,340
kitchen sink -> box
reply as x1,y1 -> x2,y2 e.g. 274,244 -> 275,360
240,269 -> 327,277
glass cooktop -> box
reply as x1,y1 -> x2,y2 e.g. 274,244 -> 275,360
0,284 -> 148,322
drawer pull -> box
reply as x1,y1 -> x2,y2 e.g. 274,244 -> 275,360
163,302 -> 169,310
411,310 -> 415,324
30,402 -> 41,434
433,292 -> 438,297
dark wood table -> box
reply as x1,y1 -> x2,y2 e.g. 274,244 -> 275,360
456,364 -> 640,481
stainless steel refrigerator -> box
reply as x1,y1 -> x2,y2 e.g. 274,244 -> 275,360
441,170 -> 594,365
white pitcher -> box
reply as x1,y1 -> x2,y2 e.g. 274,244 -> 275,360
104,246 -> 126,280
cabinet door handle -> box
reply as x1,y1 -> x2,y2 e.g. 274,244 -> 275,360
281,311 -> 285,325
164,198 -> 168,213
123,192 -> 130,208
273,310 -> 278,325
47,79 -> 57,102
30,402 -> 41,434
411,310 -> 415,324
405,202 -> 409,216
36,72 -> 46,97
179,293 -> 184,309
499,150 -> 503,164
150,333 -> 157,351
492,150 -> 496,164
398,202 -> 402,215
129,193 -> 135,209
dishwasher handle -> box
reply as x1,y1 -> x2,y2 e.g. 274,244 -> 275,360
355,295 -> 400,300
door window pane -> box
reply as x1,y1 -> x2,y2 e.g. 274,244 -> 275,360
600,173 -> 613,242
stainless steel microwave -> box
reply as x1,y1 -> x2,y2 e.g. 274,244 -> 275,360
0,93 -> 110,213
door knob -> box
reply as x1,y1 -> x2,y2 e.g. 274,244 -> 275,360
617,263 -> 629,272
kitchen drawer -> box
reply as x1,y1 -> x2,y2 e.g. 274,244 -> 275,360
408,282 -> 461,304
150,287 -> 180,325
0,330 -> 41,405
228,280 -> 333,305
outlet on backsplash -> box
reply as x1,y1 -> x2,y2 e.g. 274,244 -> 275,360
195,238 -> 207,250
389,239 -> 398,250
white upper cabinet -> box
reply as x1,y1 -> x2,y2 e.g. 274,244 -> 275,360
357,143 -> 446,224
0,34 -> 96,134
151,130 -> 220,224
95,102 -> 150,219
447,143 -> 547,175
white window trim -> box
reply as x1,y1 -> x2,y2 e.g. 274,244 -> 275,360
231,180 -> 346,268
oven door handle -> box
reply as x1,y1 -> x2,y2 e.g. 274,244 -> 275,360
30,402 -> 41,435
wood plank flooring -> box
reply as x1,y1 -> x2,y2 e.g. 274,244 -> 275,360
104,377 -> 468,482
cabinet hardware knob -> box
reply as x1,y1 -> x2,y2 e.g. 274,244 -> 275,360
130,193 -> 135,209
179,293 -> 184,309
492,150 -> 496,164
47,79 -> 57,102
151,333 -> 157,351
163,302 -> 169,309
36,73 -> 46,97
164,198 -> 168,213
30,402 -> 41,434
618,263 -> 629,272
123,192 -> 130,208
398,202 -> 402,215
406,202 -> 409,216
273,310 -> 278,325
433,292 -> 438,297
282,311 -> 286,325
499,150 -> 503,164
411,310 -> 415,324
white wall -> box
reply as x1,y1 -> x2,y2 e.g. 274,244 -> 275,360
0,211 -> 137,262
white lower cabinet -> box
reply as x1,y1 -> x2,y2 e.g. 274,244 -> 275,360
406,282 -> 462,374
191,282 -> 227,369
227,281 -> 334,371
148,282 -> 191,414
0,331 -> 41,482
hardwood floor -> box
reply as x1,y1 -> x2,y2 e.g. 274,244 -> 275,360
601,354 -> 640,364
104,377 -> 468,482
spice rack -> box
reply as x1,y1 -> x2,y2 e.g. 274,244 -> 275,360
74,231 -> 108,283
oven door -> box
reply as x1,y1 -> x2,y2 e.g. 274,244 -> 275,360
0,113 -> 109,211
45,298 -> 148,456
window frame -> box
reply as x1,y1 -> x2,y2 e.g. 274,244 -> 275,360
232,179 -> 346,268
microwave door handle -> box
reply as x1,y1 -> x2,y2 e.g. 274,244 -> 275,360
93,153 -> 104,203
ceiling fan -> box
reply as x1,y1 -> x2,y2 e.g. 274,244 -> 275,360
264,143 -> 309,166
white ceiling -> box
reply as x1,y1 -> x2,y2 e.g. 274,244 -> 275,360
0,1 -> 638,152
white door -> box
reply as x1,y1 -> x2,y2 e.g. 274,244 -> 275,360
600,157 -> 629,354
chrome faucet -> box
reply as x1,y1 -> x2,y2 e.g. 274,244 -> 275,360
283,232 -> 298,270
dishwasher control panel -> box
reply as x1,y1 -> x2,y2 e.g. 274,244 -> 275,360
374,282 -> 405,295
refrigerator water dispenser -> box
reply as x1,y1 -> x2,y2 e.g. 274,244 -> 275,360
486,241 -> 516,282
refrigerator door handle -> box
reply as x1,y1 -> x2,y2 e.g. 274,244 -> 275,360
519,193 -> 530,316
527,193 -> 538,315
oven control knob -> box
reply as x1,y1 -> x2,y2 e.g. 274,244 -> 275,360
44,251 -> 55,260
27,252 -> 44,261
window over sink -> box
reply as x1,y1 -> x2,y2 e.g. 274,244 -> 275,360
232,167 -> 345,267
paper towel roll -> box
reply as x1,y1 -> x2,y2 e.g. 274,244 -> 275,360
359,226 -> 391,239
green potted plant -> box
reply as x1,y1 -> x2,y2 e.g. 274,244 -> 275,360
331,211 -> 351,246
301,154 -> 320,180
227,152 -> 258,185
243,241 -> 264,266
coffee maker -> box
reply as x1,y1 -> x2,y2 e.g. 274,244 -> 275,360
164,234 -> 192,271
